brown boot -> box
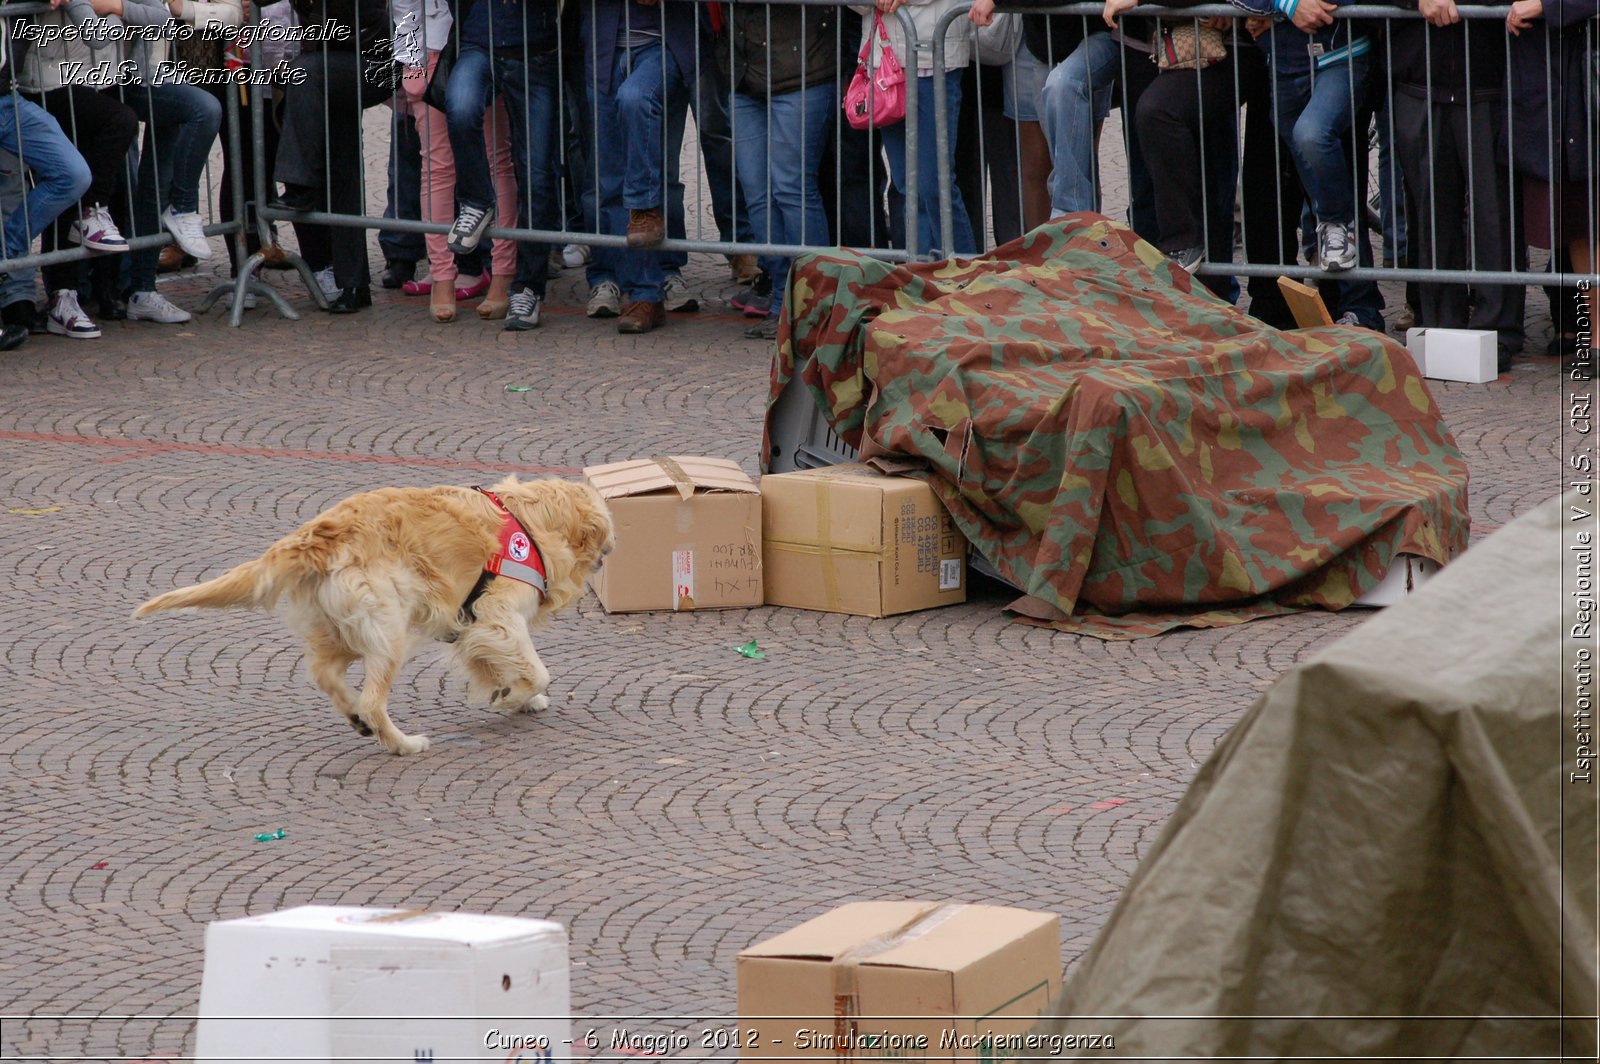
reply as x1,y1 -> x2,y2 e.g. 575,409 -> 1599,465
626,207 -> 665,248
727,253 -> 760,285
616,300 -> 665,334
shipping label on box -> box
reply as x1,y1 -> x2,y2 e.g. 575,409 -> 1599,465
762,464 -> 966,617
583,456 -> 762,612
737,901 -> 1061,1062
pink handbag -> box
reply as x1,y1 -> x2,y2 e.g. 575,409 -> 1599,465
843,13 -> 907,131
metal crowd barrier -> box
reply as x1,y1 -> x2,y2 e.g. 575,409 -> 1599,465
0,0 -> 1593,331
0,1 -> 248,320
927,1 -> 1599,291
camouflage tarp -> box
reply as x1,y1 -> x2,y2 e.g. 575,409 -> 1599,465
763,214 -> 1471,636
1025,491 -> 1597,1058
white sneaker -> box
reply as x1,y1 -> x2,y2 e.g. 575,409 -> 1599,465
562,243 -> 591,269
1317,221 -> 1358,272
586,280 -> 621,318
662,271 -> 698,313
67,203 -> 128,253
47,289 -> 100,338
313,267 -> 338,300
161,207 -> 213,260
504,287 -> 542,332
128,290 -> 192,323
446,203 -> 494,255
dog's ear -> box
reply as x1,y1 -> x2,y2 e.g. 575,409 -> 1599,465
575,485 -> 615,560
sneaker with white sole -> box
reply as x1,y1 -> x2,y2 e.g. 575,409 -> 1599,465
47,289 -> 100,338
313,267 -> 338,300
504,287 -> 541,332
562,243 -> 591,269
1317,220 -> 1357,272
67,204 -> 128,253
161,207 -> 213,260
662,271 -> 698,313
127,290 -> 192,323
586,280 -> 621,318
230,288 -> 258,311
446,203 -> 494,255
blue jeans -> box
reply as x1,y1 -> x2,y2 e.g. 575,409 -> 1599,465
587,39 -> 692,302
0,95 -> 90,264
0,149 -> 42,305
1271,56 -> 1367,226
117,82 -> 223,294
732,84 -> 833,318
659,44 -> 753,274
1039,32 -> 1155,235
381,108 -> 426,264
881,69 -> 976,257
446,46 -> 560,294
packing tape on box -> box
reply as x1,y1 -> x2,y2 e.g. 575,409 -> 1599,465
830,903 -> 967,1055
649,456 -> 697,501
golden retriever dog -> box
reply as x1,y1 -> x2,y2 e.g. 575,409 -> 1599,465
134,476 -> 614,755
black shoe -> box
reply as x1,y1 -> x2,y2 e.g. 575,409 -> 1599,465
380,259 -> 416,289
326,286 -> 372,314
2,299 -> 37,333
268,184 -> 319,212
1497,351 -> 1514,374
93,286 -> 127,321
0,323 -> 26,351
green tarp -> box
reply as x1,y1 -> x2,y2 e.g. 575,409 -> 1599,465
1027,491 -> 1598,1059
765,215 -> 1471,636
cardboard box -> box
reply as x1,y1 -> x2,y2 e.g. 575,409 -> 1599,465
737,901 -> 1061,1062
1405,328 -> 1498,383
762,464 -> 966,617
196,906 -> 568,1064
584,456 -> 762,612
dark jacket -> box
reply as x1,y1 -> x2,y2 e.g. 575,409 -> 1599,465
1385,0 -> 1508,100
583,0 -> 702,95
731,2 -> 836,97
1506,0 -> 1597,181
457,0 -> 559,56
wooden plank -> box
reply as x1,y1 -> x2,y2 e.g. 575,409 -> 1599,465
1277,276 -> 1334,329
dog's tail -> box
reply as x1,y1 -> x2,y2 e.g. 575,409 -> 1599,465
132,557 -> 281,618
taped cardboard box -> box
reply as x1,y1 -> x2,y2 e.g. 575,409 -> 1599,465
584,456 -> 762,612
762,463 -> 966,617
196,906 -> 569,1064
737,901 -> 1061,1062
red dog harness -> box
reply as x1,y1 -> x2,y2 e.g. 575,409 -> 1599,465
458,487 -> 546,623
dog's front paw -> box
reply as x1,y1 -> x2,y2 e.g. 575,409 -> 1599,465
521,693 -> 549,714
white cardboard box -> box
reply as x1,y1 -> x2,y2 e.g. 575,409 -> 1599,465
1405,328 -> 1498,383
196,906 -> 569,1064
1353,553 -> 1441,607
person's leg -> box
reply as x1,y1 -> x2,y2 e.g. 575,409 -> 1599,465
320,53 -> 382,295
1002,43 -> 1052,232
415,69 -> 459,288
0,97 -> 91,263
1236,46 -> 1300,328
1389,92 -> 1462,329
444,47 -> 498,218
688,32 -> 749,244
615,40 -> 671,299
1119,58 -> 1159,239
1284,61 -> 1360,228
274,54 -> 333,197
1039,32 -> 1120,216
1460,100 -> 1523,364
380,107 -> 425,276
1134,70 -> 1206,256
888,71 -> 977,257
491,54 -> 558,319
764,82 -> 834,318
731,92 -> 774,252
483,98 -> 521,287
585,74 -> 628,305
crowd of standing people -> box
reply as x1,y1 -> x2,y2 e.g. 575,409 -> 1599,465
0,0 -> 1592,368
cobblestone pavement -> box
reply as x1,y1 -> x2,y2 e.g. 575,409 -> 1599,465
0,203 -> 1577,1061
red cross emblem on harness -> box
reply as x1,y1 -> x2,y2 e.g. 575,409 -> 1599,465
475,487 -> 547,596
